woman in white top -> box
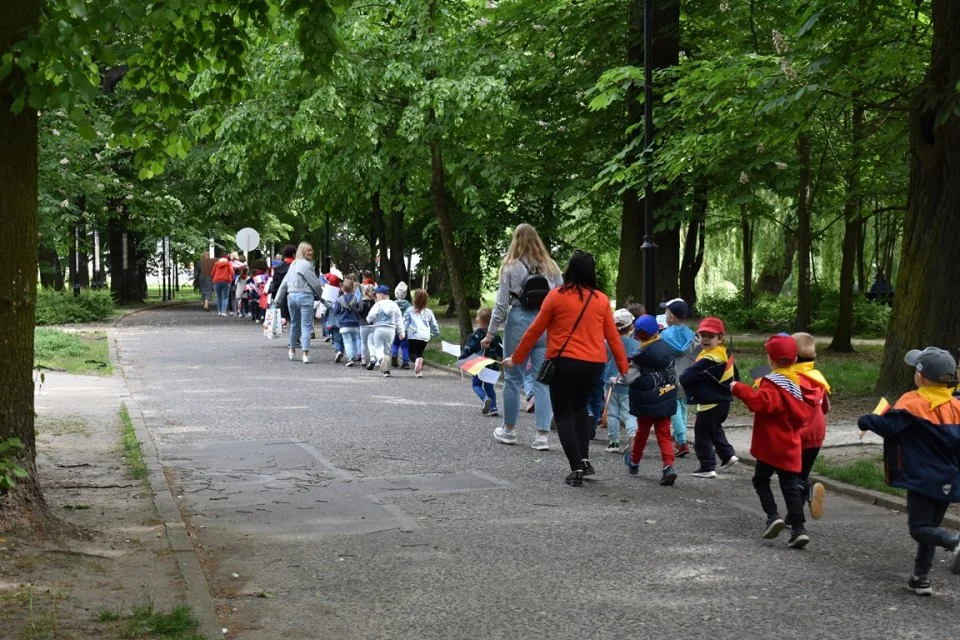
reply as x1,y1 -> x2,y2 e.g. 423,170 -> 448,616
481,224 -> 563,450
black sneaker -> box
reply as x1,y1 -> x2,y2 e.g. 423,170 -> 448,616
908,576 -> 933,596
334,351 -> 344,364
763,517 -> 786,539
401,362 -> 411,370
582,460 -> 596,478
565,470 -> 584,487
787,529 -> 810,549
391,356 -> 399,368
660,465 -> 678,486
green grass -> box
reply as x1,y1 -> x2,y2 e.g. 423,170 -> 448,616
813,455 -> 906,497
34,328 -> 112,375
119,404 -> 149,484
120,602 -> 205,639
422,324 -> 463,368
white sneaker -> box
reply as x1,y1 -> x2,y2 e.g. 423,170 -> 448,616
494,426 -> 518,445
692,469 -> 717,478
415,357 -> 424,376
288,349 -> 296,361
302,352 -> 311,364
720,456 -> 740,470
335,351 -> 344,364
605,442 -> 621,453
345,360 -> 355,368
531,434 -> 549,451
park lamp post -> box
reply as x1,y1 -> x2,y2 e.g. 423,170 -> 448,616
641,0 -> 658,314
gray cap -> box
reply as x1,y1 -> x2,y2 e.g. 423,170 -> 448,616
904,347 -> 957,384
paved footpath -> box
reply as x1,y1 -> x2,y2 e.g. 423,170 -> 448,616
116,307 -> 959,640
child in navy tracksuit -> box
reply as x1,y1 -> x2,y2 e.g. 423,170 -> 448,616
461,308 -> 503,416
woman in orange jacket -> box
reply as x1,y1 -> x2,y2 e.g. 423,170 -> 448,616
211,252 -> 236,317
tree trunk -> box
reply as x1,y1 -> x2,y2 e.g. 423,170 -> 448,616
830,103 -> 865,353
38,242 -> 62,289
370,192 -> 395,285
430,141 -> 472,343
755,215 -> 797,294
795,134 -> 813,331
741,204 -> 753,307
0,0 -> 48,525
877,1 -> 960,396
388,200 -> 408,285
678,188 -> 706,309
855,213 -> 866,294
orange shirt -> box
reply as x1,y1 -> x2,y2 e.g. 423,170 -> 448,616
211,259 -> 235,283
512,286 -> 628,373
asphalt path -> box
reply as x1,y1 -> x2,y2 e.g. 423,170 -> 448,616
116,306 -> 960,640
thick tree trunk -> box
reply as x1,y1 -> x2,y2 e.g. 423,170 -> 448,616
755,216 -> 797,294
370,192 -> 395,285
877,1 -> 960,396
678,189 -> 706,310
429,141 -> 472,343
38,242 -> 62,289
741,204 -> 754,307
388,200 -> 408,285
0,0 -> 48,525
795,135 -> 813,331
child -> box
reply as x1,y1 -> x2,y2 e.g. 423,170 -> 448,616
322,273 -> 343,361
660,298 -> 696,457
622,315 -> 679,486
234,267 -> 249,318
604,309 -> 639,453
358,284 -> 377,367
731,334 -> 821,549
246,266 -> 267,323
461,307 -> 503,416
404,289 -> 440,378
791,332 -> 830,519
366,285 -> 405,376
392,282 -> 412,369
679,316 -> 738,478
333,279 -> 363,366
858,347 -> 960,595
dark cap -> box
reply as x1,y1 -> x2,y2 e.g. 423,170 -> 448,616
661,297 -> 690,319
374,285 -> 391,295
905,347 -> 957,384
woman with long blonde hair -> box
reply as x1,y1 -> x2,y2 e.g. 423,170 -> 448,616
482,223 -> 562,450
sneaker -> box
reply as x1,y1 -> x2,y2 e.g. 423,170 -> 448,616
482,398 -> 492,415
605,441 -> 620,453
692,468 -> 717,479
582,460 -> 596,477
302,352 -> 311,364
565,470 -> 584,487
531,434 -> 550,451
720,455 -> 740,469
623,450 -> 639,476
489,410 -> 499,417
383,371 -> 391,377
366,360 -> 376,371
380,358 -> 390,374
810,482 -> 826,520
787,529 -> 810,549
950,536 -> 960,575
345,360 -> 355,368
660,465 -> 678,486
401,362 -> 411,370
675,443 -> 690,458
526,396 -> 535,413
494,426 -> 517,445
391,356 -> 400,368
909,576 -> 933,596
288,348 -> 296,361
335,351 -> 344,364
763,517 -> 786,539
323,336 -> 331,343
415,357 -> 424,376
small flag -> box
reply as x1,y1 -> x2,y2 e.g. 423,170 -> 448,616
458,355 -> 497,376
873,398 -> 890,415
441,341 -> 461,358
476,367 -> 501,385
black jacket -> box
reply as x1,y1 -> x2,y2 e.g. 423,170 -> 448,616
460,328 -> 503,370
678,356 -> 737,405
628,339 -> 678,419
269,261 -> 292,320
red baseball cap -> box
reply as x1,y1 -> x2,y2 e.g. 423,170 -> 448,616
325,273 -> 342,287
696,317 -> 725,336
765,334 -> 798,366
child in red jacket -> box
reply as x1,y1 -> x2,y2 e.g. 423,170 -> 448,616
791,332 -> 830,519
731,334 -> 821,548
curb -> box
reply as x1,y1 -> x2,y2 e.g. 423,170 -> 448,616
107,329 -> 224,639
113,299 -> 192,327
736,453 -> 960,530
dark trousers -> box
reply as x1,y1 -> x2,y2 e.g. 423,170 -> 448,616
693,404 -> 734,471
753,461 -> 805,530
408,339 -> 428,361
587,373 -> 605,422
907,490 -> 958,577
796,447 -> 820,499
549,358 -> 605,471
471,376 -> 497,410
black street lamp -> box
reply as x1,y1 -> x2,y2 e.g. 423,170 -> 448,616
641,0 -> 658,314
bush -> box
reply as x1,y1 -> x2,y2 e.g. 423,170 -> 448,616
35,288 -> 115,325
34,328 -> 87,360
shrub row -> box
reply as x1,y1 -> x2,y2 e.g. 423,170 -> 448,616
35,289 -> 115,325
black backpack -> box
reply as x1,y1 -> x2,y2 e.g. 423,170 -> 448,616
516,260 -> 550,310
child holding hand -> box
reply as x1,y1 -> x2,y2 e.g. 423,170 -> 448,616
461,308 -> 503,416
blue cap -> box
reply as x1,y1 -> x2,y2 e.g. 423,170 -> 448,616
374,285 -> 390,295
634,314 -> 660,337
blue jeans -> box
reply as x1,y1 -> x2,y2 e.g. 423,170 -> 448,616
503,306 -> 553,432
391,336 -> 410,363
523,368 -> 535,399
472,375 -> 497,410
330,326 -> 343,354
671,397 -> 689,444
340,327 -> 361,360
286,292 -> 315,352
606,387 -> 637,442
587,374 -> 605,420
214,282 -> 230,314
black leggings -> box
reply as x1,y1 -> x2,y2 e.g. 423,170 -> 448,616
408,339 -> 428,360
548,358 -> 605,471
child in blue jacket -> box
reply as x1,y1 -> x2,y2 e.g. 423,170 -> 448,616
460,308 -> 503,416
858,347 -> 960,595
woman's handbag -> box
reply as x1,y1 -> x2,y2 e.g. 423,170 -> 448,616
535,290 -> 595,385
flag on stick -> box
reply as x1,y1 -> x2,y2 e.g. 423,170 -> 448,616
476,367 -> 501,385
457,354 -> 498,376
441,341 -> 461,358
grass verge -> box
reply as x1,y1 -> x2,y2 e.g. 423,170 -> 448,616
120,404 -> 149,485
34,328 -> 112,375
99,601 -> 205,639
813,454 -> 905,497
422,325 -> 462,368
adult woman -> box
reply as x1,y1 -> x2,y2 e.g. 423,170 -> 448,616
504,250 -> 628,487
273,243 -> 325,363
196,251 -> 215,312
481,224 -> 563,450
211,252 -> 236,316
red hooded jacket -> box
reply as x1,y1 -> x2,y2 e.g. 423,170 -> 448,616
732,373 -> 822,473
